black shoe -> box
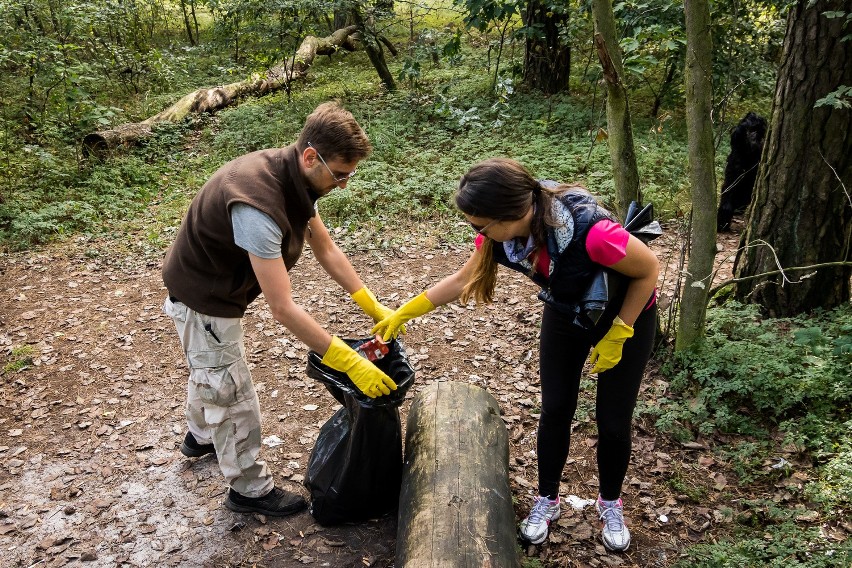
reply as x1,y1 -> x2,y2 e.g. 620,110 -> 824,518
224,487 -> 307,517
180,432 -> 215,458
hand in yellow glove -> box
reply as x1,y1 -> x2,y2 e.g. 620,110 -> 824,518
588,316 -> 634,374
322,336 -> 397,398
372,292 -> 435,342
351,287 -> 396,324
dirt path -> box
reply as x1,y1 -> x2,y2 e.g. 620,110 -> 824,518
0,225 -> 744,567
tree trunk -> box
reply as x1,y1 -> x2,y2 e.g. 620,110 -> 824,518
522,1 -> 570,94
676,0 -> 717,351
333,10 -> 351,31
591,0 -> 640,220
651,57 -> 679,119
190,0 -> 199,42
179,0 -> 196,46
351,10 -> 396,92
734,1 -> 852,316
396,382 -> 519,568
82,26 -> 360,157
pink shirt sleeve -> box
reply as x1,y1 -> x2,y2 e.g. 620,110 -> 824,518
586,219 -> 630,266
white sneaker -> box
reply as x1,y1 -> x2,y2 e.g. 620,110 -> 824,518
519,496 -> 561,544
596,496 -> 631,551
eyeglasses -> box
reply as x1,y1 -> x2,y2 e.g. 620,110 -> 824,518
308,142 -> 357,184
469,218 -> 500,236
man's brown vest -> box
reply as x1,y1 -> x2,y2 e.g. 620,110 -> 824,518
162,144 -> 316,317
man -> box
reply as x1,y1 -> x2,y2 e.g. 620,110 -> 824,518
162,101 -> 397,517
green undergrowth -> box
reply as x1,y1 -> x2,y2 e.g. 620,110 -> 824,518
646,302 -> 852,567
2,345 -> 36,374
0,18 -> 700,252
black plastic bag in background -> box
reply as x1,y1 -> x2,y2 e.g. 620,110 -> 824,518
304,337 -> 415,525
624,201 -> 663,244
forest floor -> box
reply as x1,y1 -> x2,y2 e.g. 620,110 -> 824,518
0,218 -> 760,568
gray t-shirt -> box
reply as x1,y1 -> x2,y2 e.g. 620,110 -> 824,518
231,203 -> 283,259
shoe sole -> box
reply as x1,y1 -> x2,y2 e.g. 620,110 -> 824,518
522,531 -> 548,545
180,441 -> 215,458
601,537 -> 631,552
224,498 -> 307,517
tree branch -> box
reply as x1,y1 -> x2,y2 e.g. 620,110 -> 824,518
709,261 -> 852,299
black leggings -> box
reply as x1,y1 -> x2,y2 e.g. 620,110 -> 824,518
536,303 -> 657,500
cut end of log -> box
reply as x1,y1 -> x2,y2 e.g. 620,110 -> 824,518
81,133 -> 108,159
82,123 -> 154,159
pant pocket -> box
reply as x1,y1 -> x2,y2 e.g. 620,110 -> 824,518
163,297 -> 187,322
192,365 -> 240,407
187,341 -> 243,369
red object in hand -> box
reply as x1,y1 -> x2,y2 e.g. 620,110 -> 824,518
357,336 -> 389,362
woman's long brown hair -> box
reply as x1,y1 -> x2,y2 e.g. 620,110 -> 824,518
455,158 -> 584,304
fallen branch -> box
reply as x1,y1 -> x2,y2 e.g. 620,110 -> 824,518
82,26 -> 359,158
708,261 -> 852,300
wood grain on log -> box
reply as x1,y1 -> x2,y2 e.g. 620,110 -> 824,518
396,382 -> 520,568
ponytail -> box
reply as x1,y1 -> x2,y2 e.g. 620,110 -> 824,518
460,238 -> 498,304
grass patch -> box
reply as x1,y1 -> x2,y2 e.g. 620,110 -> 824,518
3,345 -> 35,374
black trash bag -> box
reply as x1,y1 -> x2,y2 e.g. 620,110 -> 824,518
304,337 -> 415,525
624,201 -> 663,243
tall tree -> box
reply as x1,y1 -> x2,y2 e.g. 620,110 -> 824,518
179,0 -> 198,45
350,7 -> 397,92
522,1 -> 571,94
676,0 -> 716,350
734,0 -> 852,316
591,0 -> 640,220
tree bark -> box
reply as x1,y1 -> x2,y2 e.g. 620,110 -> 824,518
676,0 -> 717,351
179,0 -> 196,46
522,1 -> 570,94
351,10 -> 396,92
591,0 -> 640,220
82,26 -> 360,157
396,382 -> 519,568
734,0 -> 852,315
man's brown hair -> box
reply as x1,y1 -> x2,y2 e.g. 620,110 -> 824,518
296,101 -> 372,162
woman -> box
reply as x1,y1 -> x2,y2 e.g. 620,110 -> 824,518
373,158 -> 659,551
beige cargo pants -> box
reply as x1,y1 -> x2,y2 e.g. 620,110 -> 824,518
163,297 -> 273,497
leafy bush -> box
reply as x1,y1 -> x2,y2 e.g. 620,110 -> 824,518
650,302 -> 852,452
0,151 -> 161,249
652,302 -> 852,568
805,428 -> 852,511
674,521 -> 852,567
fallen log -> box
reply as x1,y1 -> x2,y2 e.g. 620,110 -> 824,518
396,382 -> 520,568
82,26 -> 359,158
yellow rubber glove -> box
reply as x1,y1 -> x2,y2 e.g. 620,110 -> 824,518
351,287 -> 394,323
372,292 -> 435,342
588,316 -> 635,374
322,336 -> 397,398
